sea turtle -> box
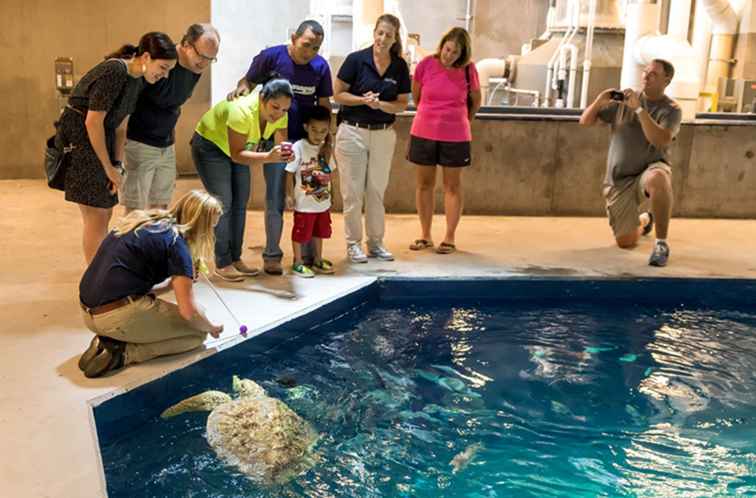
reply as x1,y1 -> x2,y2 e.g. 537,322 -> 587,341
161,375 -> 319,485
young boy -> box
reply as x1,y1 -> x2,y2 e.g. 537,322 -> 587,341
285,106 -> 336,278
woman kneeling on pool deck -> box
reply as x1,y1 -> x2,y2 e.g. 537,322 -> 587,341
77,190 -> 224,378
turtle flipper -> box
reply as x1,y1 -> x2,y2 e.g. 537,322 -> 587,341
232,375 -> 266,399
161,390 -> 232,419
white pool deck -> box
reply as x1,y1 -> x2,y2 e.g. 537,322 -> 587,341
2,179 -> 755,497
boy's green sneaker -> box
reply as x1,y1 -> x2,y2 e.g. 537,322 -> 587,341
312,259 -> 335,274
291,263 -> 315,278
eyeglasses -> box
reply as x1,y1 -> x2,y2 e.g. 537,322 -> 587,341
190,43 -> 217,64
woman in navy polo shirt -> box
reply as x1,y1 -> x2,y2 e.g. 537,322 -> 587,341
333,13 -> 411,264
77,190 -> 224,378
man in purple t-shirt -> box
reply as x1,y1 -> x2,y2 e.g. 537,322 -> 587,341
228,20 -> 334,275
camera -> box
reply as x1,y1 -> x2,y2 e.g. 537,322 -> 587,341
609,90 -> 625,102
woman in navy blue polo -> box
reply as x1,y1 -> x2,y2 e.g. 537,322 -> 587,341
333,13 -> 411,263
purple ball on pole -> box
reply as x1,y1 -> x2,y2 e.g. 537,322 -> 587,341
239,325 -> 248,337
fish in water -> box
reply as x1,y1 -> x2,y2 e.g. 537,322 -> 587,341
450,443 -> 482,474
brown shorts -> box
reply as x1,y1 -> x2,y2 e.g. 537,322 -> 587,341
603,162 -> 671,238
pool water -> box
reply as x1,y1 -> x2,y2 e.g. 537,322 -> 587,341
100,298 -> 756,497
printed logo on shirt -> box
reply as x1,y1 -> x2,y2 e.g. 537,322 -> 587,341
299,155 -> 332,202
291,84 -> 316,96
384,78 -> 397,85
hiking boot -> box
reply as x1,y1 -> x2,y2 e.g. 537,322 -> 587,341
78,335 -> 103,371
367,244 -> 394,261
214,266 -> 245,282
648,241 -> 670,267
263,259 -> 283,275
84,337 -> 126,378
232,260 -> 260,276
347,244 -> 368,263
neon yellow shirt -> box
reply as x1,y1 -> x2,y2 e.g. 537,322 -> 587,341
195,92 -> 288,157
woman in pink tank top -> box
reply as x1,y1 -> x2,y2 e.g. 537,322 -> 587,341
407,27 -> 481,255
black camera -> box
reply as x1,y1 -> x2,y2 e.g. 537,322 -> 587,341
609,90 -> 625,102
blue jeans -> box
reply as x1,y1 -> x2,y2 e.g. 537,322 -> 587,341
191,133 -> 250,268
263,162 -> 313,263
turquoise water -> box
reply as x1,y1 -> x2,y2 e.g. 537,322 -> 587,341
101,302 -> 756,497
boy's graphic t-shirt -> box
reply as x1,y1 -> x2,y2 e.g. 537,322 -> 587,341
285,139 -> 336,213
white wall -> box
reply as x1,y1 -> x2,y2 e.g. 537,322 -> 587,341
397,0 -> 467,52
211,0 -> 310,104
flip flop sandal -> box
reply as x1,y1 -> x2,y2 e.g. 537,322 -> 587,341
436,242 -> 456,254
409,239 -> 434,250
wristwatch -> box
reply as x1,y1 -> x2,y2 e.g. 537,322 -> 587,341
112,160 -> 125,174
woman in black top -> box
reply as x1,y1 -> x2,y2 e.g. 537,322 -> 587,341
59,32 -> 177,263
333,14 -> 411,264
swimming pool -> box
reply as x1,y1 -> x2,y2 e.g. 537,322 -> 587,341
94,278 -> 756,497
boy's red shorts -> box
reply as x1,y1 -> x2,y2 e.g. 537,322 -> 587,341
292,211 -> 332,243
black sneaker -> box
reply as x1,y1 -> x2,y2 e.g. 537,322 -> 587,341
648,241 -> 670,267
78,335 -> 103,371
84,337 -> 126,378
641,212 -> 654,236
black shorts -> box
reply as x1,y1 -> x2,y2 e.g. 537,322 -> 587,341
408,135 -> 471,167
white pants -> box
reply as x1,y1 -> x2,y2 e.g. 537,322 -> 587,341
334,123 -> 396,247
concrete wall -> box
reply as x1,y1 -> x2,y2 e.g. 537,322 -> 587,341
0,0 -> 211,178
472,0 -> 549,60
245,115 -> 756,219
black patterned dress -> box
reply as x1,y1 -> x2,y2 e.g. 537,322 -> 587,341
59,59 -> 143,208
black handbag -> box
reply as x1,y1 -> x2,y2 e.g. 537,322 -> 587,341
44,132 -> 73,191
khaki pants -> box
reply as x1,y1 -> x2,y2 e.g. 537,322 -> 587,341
122,140 -> 177,209
81,295 -> 208,365
334,123 -> 396,247
603,162 -> 672,238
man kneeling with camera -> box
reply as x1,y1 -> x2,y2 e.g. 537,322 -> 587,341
580,59 -> 682,267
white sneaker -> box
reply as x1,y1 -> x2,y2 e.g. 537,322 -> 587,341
367,244 -> 394,261
347,244 -> 368,263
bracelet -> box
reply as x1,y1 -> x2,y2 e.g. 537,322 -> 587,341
112,160 -> 123,167
634,107 -> 645,116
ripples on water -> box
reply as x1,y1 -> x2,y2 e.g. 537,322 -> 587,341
103,304 -> 756,497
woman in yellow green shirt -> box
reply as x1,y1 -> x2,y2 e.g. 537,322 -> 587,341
190,77 -> 293,281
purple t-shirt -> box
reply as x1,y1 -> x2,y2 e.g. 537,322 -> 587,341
245,45 -> 333,141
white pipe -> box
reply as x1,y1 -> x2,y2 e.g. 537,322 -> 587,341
465,0 -> 473,32
540,3 -> 557,40
555,43 -> 578,107
550,0 -> 580,97
635,33 -> 701,119
620,0 -> 661,91
668,0 -> 692,40
692,0 -> 713,93
476,58 -> 508,104
579,0 -> 597,107
700,0 -> 738,92
545,0 -> 578,105
701,0 -> 738,33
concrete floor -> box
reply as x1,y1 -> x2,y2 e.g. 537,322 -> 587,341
2,179 -> 756,498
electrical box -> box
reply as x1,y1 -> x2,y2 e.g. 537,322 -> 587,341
716,77 -> 756,113
54,57 -> 75,95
